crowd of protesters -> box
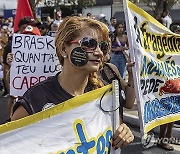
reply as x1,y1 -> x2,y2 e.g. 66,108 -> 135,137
0,10 -> 180,151
0,13 -> 136,150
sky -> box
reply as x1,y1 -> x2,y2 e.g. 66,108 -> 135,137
0,0 -> 17,9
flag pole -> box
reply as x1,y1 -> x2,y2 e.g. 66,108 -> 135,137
112,80 -> 121,154
123,0 -> 144,136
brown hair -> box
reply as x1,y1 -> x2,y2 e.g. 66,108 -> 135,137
55,16 -> 111,90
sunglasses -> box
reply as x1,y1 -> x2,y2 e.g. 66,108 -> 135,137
70,37 -> 109,54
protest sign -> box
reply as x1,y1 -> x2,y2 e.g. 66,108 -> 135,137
0,84 -> 116,153
123,0 -> 180,135
10,34 -> 61,96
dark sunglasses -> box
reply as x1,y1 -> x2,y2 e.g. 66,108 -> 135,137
70,37 -> 109,54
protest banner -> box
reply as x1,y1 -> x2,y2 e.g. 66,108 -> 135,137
10,34 -> 61,96
123,0 -> 180,136
0,84 -> 119,153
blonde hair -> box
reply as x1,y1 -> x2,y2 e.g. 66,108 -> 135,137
55,16 -> 110,90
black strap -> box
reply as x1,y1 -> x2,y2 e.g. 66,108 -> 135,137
101,63 -> 125,119
102,63 -> 122,90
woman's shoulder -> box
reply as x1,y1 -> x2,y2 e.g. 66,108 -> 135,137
104,63 -> 120,74
104,63 -> 124,82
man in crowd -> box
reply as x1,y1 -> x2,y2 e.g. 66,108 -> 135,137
109,17 -> 117,33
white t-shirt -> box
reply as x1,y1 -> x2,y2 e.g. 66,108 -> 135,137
162,15 -> 172,28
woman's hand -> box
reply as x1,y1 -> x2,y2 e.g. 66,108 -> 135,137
112,123 -> 134,149
126,61 -> 135,75
123,46 -> 129,50
7,53 -> 14,66
126,61 -> 135,88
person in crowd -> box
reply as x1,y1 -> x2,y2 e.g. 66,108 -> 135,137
0,25 -> 9,61
157,23 -> 180,151
161,10 -> 172,28
110,22 -> 129,80
77,13 -> 83,17
0,25 -> 10,97
170,24 -> 180,34
49,21 -> 60,37
45,16 -> 53,31
7,17 -> 14,28
3,17 -> 41,122
11,16 -> 134,149
54,11 -> 63,26
3,16 -> 40,91
38,22 -> 49,36
16,16 -> 39,33
86,12 -> 92,18
48,13 -> 62,37
109,17 -> 117,33
99,14 -> 109,26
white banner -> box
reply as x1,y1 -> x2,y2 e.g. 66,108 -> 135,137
10,34 -> 61,96
0,85 -> 116,153
123,0 -> 180,135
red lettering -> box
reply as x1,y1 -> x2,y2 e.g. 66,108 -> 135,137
13,76 -> 48,91
39,76 -> 47,82
21,76 -> 29,89
12,76 -> 21,89
30,76 -> 38,87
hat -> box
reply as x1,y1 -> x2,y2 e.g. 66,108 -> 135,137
22,25 -> 41,36
100,14 -> 106,18
170,24 -> 180,33
18,16 -> 38,28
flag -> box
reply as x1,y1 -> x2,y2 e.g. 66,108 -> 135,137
0,85 -> 116,153
14,0 -> 34,32
123,0 -> 180,136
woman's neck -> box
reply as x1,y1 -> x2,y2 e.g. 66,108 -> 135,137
58,68 -> 89,96
117,33 -> 123,37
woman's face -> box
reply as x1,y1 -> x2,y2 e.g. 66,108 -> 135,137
116,24 -> 124,34
64,28 -> 104,73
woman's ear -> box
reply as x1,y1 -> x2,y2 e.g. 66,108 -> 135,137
61,45 -> 68,58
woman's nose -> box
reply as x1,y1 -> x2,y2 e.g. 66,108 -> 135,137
93,45 -> 103,57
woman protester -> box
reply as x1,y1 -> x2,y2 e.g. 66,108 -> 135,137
11,16 -> 134,149
110,22 -> 129,80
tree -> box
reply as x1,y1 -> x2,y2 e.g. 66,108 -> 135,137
140,0 -> 179,20
29,0 -> 95,18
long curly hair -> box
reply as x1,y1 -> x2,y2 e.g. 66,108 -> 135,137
55,16 -> 110,90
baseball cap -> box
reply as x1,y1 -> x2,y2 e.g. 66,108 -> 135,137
170,24 -> 180,33
18,16 -> 38,28
100,14 -> 106,18
22,25 -> 41,36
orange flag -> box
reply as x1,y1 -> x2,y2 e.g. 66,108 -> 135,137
14,0 -> 34,32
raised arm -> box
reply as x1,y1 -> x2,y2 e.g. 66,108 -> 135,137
106,62 -> 135,109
